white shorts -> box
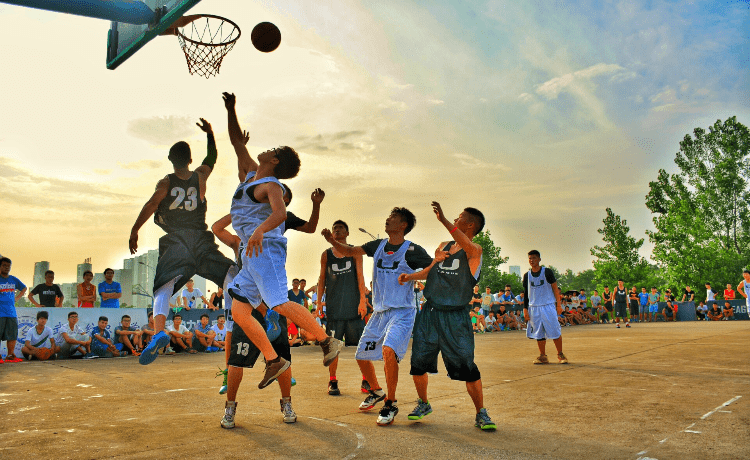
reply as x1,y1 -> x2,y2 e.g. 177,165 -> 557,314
229,239 -> 289,309
526,304 -> 562,340
355,308 -> 416,362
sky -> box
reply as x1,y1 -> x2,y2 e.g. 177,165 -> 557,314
1,0 -> 749,288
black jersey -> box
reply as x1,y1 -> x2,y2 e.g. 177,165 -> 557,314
324,248 -> 360,321
154,172 -> 207,233
614,288 -> 628,304
423,242 -> 479,310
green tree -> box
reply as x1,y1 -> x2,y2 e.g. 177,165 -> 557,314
590,208 -> 651,287
645,116 -> 750,299
472,230 -> 509,292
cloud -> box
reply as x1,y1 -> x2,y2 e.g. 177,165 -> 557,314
127,116 -> 196,145
536,64 -> 628,99
452,153 -> 510,171
427,99 -> 445,105
118,159 -> 164,170
93,169 -> 112,175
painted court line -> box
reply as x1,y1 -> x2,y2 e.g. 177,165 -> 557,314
701,396 -> 741,419
306,416 -> 365,459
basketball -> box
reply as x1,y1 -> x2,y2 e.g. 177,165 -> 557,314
35,347 -> 53,361
251,22 -> 281,53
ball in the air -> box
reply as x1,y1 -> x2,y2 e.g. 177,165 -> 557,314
251,22 -> 281,53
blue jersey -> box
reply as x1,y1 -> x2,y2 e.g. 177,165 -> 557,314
230,172 -> 287,245
0,275 -> 25,318
638,292 -> 649,306
98,281 -> 121,308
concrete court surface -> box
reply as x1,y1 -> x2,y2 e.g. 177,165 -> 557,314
1,321 -> 748,460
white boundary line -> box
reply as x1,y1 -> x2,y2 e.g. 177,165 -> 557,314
306,416 -> 365,460
701,395 -> 742,419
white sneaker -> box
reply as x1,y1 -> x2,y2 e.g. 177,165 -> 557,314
221,401 -> 236,429
280,397 -> 297,423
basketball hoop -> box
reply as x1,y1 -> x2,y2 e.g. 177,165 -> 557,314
166,14 -> 241,78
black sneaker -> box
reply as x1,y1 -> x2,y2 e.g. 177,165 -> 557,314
377,400 -> 399,426
328,379 -> 340,396
361,379 -> 371,393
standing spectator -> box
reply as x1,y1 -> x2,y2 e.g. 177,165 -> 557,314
737,270 -> 750,312
722,301 -> 735,320
211,314 -> 227,350
21,310 -> 58,360
56,311 -> 94,359
181,279 -> 207,310
707,303 -> 723,321
28,270 -> 63,308
629,286 -> 640,322
91,316 -> 119,358
612,280 -> 630,328
471,285 -> 482,310
193,313 -> 217,352
705,283 -> 717,303
648,287 -> 660,322
577,289 -> 587,307
601,286 -> 613,323
681,286 -> 695,303
724,283 -> 735,300
287,279 -> 306,309
0,256 -> 26,363
167,314 -> 196,353
414,282 -> 426,309
114,315 -> 143,356
77,270 -> 96,308
590,290 -> 603,322
481,287 -> 494,317
695,302 -> 708,321
98,268 -> 122,309
208,287 -> 224,311
638,287 -> 649,323
299,279 -> 311,310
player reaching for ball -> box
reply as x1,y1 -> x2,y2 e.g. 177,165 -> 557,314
129,118 -> 238,366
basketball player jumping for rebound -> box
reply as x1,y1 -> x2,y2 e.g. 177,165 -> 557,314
522,250 -> 569,365
222,92 -> 341,404
397,202 -> 496,430
129,118 -> 238,366
322,207 -> 433,426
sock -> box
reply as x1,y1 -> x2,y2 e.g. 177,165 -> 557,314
154,275 -> 181,318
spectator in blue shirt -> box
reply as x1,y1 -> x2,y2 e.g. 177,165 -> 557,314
98,268 -> 122,308
0,257 -> 26,363
638,287 -> 650,322
91,316 -> 119,358
193,314 -> 217,352
578,290 -> 587,307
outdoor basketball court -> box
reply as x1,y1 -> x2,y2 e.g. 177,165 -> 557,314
2,321 -> 747,459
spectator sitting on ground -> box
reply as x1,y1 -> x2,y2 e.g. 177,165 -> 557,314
114,314 -> 142,356
707,303 -> 723,321
497,285 -> 514,313
193,313 -> 217,352
485,312 -> 499,332
56,311 -> 93,359
695,302 -> 708,321
724,283 -> 735,300
514,310 -> 527,330
562,306 -> 579,325
141,312 -> 156,347
470,306 -> 486,333
91,316 -> 119,358
505,309 -> 520,330
579,306 -> 596,323
28,270 -> 63,308
663,301 -> 676,322
495,303 -> 510,329
21,310 -> 59,360
167,314 -> 196,353
722,301 -> 735,320
288,321 -> 303,346
210,314 -> 227,350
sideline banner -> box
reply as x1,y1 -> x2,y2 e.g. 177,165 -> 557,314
704,299 -> 749,320
2,307 -> 149,358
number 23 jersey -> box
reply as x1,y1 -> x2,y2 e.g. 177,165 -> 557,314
154,172 -> 207,233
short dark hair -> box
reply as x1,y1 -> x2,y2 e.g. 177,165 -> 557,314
0,257 -> 11,266
67,311 -> 78,318
332,220 -> 349,232
174,314 -> 182,319
391,207 -> 416,235
744,269 -> 750,275
464,207 -> 485,235
618,279 -> 623,282
104,268 -> 114,275
527,250 -> 540,257
274,146 -> 301,179
121,315 -> 131,321
37,310 -> 49,320
292,278 -> 300,283
99,316 -> 108,322
168,141 -> 191,168
218,314 -> 225,320
300,279 -> 306,283
280,183 -> 293,203
705,283 -> 711,286
45,270 -> 54,276
83,270 -> 93,277
148,312 -> 153,318
200,314 -> 209,320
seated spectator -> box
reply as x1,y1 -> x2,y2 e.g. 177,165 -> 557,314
114,314 -> 142,356
485,312 -> 499,332
707,304 -> 723,321
513,292 -> 525,307
558,310 -> 570,327
56,311 -> 94,359
91,316 -> 120,358
695,302 -> 708,321
28,270 -> 63,308
662,301 -> 676,322
513,310 -> 527,330
470,306 -> 486,333
575,306 -> 593,323
211,314 -> 227,350
298,309 -> 322,344
167,314 -> 196,353
141,312 -> 156,347
181,279 -> 208,310
497,286 -> 514,313
77,270 -> 97,308
21,310 -> 59,360
562,306 -> 579,325
193,314 -> 217,352
722,301 -> 735,320
724,283 -> 735,300
208,287 -> 224,311
505,310 -> 520,330
288,321 -> 303,346
495,304 -> 510,329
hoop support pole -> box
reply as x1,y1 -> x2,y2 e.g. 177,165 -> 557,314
0,0 -> 156,25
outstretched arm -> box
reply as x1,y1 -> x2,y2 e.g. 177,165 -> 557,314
321,229 -> 366,257
211,214 -> 240,254
398,244 -> 447,284
295,188 -> 325,233
194,119 -> 216,200
223,92 -> 258,182
432,201 -> 483,261
129,178 -> 170,254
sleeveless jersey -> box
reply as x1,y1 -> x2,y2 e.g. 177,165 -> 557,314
614,288 -> 628,304
527,267 -> 556,307
744,280 -> 750,307
424,241 -> 481,310
371,239 -> 416,312
324,248 -> 360,320
230,172 -> 286,245
154,172 -> 207,233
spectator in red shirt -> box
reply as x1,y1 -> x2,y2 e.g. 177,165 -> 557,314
724,283 -> 735,300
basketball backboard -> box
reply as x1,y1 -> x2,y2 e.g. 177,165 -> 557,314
106,0 -> 201,70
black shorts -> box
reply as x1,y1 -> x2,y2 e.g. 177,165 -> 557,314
228,308 -> 290,369
153,229 -> 235,294
0,317 -> 18,341
410,302 -> 481,382
629,300 -> 640,316
326,319 -> 364,346
604,301 -> 613,312
615,303 -> 628,318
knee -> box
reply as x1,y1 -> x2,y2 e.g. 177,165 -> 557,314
382,346 -> 396,360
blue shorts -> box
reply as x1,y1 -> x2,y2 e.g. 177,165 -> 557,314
229,239 -> 289,309
649,304 -> 659,313
356,308 -> 416,362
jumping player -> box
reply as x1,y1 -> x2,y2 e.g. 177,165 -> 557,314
321,207 -> 433,426
612,279 -> 631,328
129,119 -> 237,366
316,219 -> 368,396
397,202 -> 496,430
522,250 -> 568,364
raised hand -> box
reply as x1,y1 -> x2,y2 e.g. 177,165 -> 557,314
321,228 -> 334,243
196,118 -> 212,133
434,248 -> 449,262
311,188 -> 325,204
222,92 -> 236,110
242,130 -> 250,145
432,201 -> 447,223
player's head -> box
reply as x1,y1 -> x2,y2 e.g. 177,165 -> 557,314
456,207 -> 484,237
332,220 -> 350,240
280,183 -> 293,205
743,269 -> 750,281
0,256 -> 11,276
617,279 -> 624,287
705,283 -> 711,288
262,146 -> 300,179
387,207 -> 416,235
168,141 -> 192,168
527,250 -> 541,267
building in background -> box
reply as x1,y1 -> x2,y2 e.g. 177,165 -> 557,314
33,261 -> 50,287
61,283 -> 78,308
76,258 -> 93,283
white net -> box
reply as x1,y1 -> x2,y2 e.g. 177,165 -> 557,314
176,15 -> 241,78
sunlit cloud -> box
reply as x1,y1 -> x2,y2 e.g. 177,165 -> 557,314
127,115 -> 196,145
536,63 -> 627,100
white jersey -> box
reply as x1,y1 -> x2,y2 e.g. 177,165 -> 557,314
55,323 -> 86,345
230,171 -> 287,244
527,267 -> 556,307
706,289 -> 715,302
211,324 -> 226,341
744,280 -> 750,307
371,239 -> 416,312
